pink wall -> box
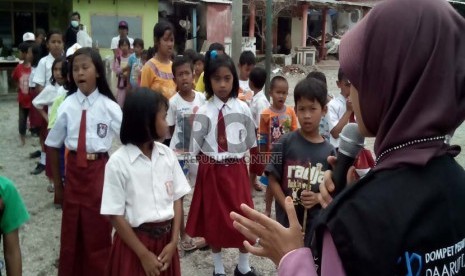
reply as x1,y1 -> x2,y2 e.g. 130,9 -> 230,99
206,3 -> 232,44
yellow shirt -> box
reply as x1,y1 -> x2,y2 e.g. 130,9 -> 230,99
140,58 -> 176,99
194,72 -> 205,93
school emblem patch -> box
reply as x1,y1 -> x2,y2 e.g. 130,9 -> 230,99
97,123 -> 108,138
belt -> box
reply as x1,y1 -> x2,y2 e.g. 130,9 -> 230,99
69,151 -> 108,161
133,221 -> 172,239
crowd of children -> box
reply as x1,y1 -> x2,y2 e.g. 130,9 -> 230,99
6,17 -> 375,276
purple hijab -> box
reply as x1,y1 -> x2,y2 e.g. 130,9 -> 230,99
339,0 -> 465,171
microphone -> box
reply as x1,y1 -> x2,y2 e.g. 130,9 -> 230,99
331,123 -> 365,195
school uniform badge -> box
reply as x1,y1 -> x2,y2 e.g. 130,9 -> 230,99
97,123 -> 108,138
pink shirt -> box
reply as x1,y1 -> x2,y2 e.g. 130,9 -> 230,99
278,230 -> 346,276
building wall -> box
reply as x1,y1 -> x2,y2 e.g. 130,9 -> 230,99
73,0 -> 158,57
206,3 -> 231,45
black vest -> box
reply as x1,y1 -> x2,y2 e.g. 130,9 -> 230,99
313,155 -> 465,276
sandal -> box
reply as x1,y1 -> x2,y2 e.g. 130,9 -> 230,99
47,184 -> 55,193
253,183 -> 263,192
193,237 -> 208,249
180,237 -> 197,251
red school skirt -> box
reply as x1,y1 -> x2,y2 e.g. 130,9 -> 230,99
185,155 -> 254,249
249,147 -> 265,175
28,88 -> 44,129
58,152 -> 112,276
105,221 -> 181,276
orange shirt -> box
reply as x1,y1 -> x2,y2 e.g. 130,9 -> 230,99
140,58 -> 176,99
258,106 -> 298,151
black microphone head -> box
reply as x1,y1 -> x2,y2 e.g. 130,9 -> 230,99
338,123 -> 365,158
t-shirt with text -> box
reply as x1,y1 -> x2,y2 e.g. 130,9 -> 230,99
265,131 -> 335,246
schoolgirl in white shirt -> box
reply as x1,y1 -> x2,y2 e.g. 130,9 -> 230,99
185,51 -> 259,276
32,29 -> 64,93
31,29 -> 64,175
101,88 -> 190,276
32,56 -> 67,192
45,47 -> 122,276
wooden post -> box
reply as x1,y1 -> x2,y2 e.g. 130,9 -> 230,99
249,3 -> 255,38
232,0 -> 243,66
320,7 -> 328,60
302,2 -> 309,47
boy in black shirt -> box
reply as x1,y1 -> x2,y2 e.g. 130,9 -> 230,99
265,78 -> 335,247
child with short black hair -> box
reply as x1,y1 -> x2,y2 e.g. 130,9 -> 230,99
113,37 -> 131,107
307,70 -> 331,140
127,38 -> 145,89
31,29 -> 64,175
327,68 -> 354,148
194,43 -> 225,93
32,57 -> 68,193
265,77 -> 335,247
186,52 -> 258,276
248,67 -> 269,192
193,53 -> 205,89
238,50 -> 256,105
167,56 -> 206,252
12,41 -> 33,146
101,88 -> 190,276
141,50 -> 149,65
258,76 -> 298,217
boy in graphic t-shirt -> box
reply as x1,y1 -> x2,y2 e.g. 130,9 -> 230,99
265,78 -> 335,247
167,56 -> 206,252
258,76 -> 298,216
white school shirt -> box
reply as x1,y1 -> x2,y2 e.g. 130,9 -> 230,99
190,95 -> 257,161
32,84 -> 67,111
101,142 -> 191,227
239,79 -> 253,105
45,89 -> 122,152
32,53 -> 55,88
250,90 -> 270,128
110,35 -> 134,50
167,91 -> 206,152
326,94 -> 347,148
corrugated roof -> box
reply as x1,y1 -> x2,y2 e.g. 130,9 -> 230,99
297,0 -> 379,8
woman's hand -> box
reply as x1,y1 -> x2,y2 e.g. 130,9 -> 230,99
139,250 -> 162,276
230,197 -> 304,265
318,156 -> 358,209
158,242 -> 177,271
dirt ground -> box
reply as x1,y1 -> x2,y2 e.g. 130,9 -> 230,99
0,63 -> 464,275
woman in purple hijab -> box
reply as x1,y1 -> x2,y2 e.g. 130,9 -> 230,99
231,0 -> 465,275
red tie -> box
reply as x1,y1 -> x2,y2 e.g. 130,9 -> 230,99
77,110 -> 87,168
349,112 -> 356,123
217,105 -> 228,153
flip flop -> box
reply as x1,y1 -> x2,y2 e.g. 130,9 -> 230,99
47,184 -> 55,193
180,237 -> 197,251
193,237 -> 208,249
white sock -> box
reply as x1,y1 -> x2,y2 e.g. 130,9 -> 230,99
40,152 -> 46,165
213,252 -> 225,274
238,252 -> 251,274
